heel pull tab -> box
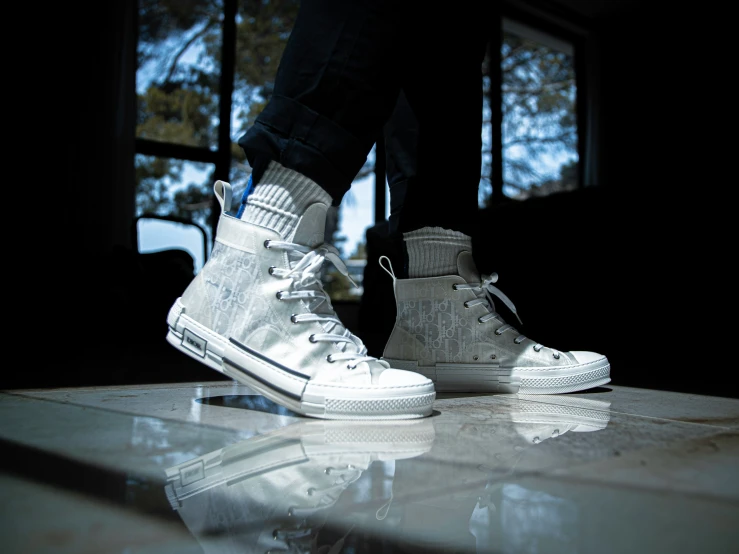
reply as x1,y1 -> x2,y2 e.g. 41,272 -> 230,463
378,255 -> 396,284
213,180 -> 233,215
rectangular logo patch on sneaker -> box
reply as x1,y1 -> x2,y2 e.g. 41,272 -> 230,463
180,460 -> 205,485
182,329 -> 207,358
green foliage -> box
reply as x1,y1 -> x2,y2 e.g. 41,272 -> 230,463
137,86 -> 217,147
135,0 -> 300,227
491,31 -> 579,203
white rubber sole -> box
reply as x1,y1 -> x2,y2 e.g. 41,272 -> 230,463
167,301 -> 435,420
382,357 -> 611,395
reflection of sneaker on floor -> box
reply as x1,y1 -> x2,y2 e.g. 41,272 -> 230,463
380,252 -> 611,394
506,394 -> 611,444
166,172 -> 435,420
164,418 -> 435,554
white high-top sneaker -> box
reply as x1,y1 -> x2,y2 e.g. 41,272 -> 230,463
166,181 -> 435,419
379,252 -> 610,394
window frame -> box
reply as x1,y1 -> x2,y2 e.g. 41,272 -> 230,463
133,0 -> 594,242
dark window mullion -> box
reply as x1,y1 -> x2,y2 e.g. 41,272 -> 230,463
217,0 -> 237,183
212,0 -> 238,244
135,138 -> 220,164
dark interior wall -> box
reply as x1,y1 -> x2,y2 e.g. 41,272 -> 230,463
20,1 -> 223,390
473,4 -> 729,397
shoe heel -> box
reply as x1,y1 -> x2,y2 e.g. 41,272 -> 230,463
166,299 -> 226,374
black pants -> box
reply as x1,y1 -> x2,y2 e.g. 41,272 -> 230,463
238,0 -> 491,236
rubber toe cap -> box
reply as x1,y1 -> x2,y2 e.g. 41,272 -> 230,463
377,368 -> 434,388
570,350 -> 608,364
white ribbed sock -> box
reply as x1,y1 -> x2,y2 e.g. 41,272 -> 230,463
241,161 -> 332,240
403,227 -> 472,278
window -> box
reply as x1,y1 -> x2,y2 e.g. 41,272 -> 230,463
500,18 -> 580,200
134,0 -> 589,297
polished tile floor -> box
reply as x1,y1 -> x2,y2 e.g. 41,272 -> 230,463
2,382 -> 738,554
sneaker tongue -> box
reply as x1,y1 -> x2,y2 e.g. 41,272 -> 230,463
457,250 -> 480,283
288,203 -> 355,351
288,203 -> 329,248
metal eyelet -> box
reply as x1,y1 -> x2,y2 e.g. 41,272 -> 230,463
326,355 -> 335,363
473,355 -> 479,361
553,353 -> 560,359
309,334 -> 317,343
264,240 -> 271,249
290,314 -> 299,323
490,354 -> 496,359
268,266 -> 276,275
477,317 -> 483,324
514,338 -> 523,344
347,364 -> 354,370
494,329 -> 502,335
452,284 -> 459,291
276,291 -> 285,300
463,301 -> 470,309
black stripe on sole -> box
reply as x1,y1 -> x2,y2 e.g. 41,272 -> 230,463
223,357 -> 304,402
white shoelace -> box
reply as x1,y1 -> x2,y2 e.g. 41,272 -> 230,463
265,240 -> 378,369
454,273 -> 560,358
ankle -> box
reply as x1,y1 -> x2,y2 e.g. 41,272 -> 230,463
403,226 -> 472,278
240,160 -> 332,241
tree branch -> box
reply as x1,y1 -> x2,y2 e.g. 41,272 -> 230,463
164,21 -> 218,84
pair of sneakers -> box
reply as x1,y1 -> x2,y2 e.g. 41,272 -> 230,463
166,180 -> 610,420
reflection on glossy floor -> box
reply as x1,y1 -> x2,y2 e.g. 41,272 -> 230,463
2,383 -> 738,554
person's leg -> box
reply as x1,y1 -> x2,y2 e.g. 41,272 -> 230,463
238,0 -> 407,206
166,0 -> 436,419
378,7 -> 488,280
235,0 -> 410,256
380,7 -> 611,394
396,20 -> 487,241
383,89 -> 418,236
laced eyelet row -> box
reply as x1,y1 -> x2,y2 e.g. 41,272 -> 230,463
265,240 -> 377,371
533,345 -> 560,358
